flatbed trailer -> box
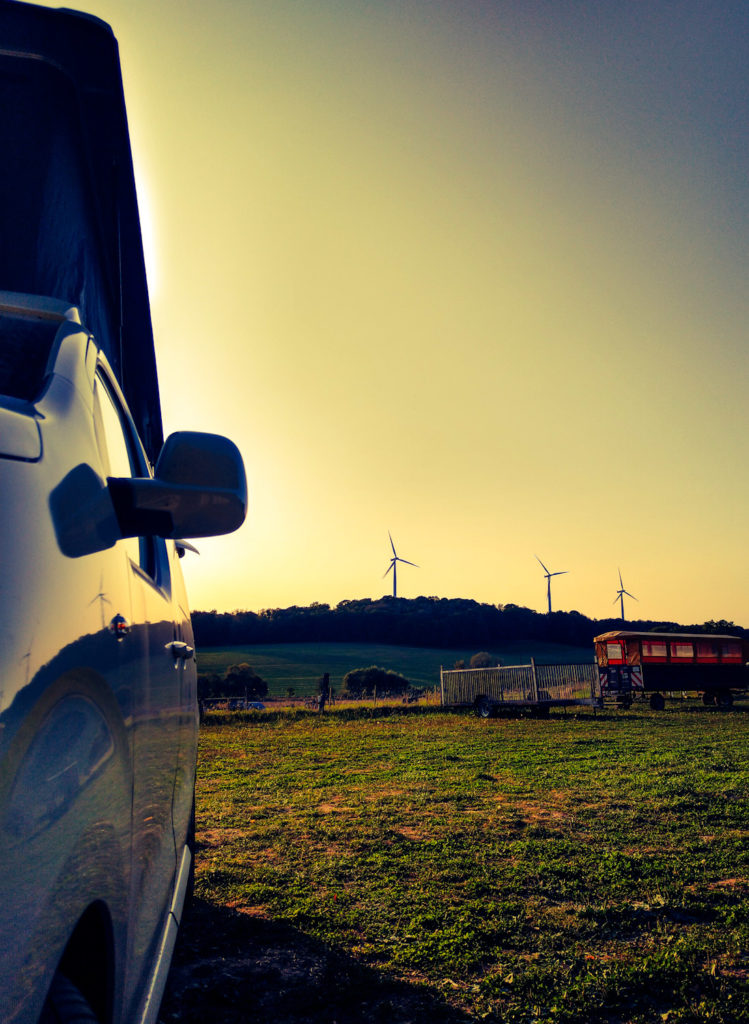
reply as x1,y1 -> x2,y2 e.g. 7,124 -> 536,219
440,661 -> 603,717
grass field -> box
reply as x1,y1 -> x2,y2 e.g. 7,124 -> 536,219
196,641 -> 595,696
160,703 -> 749,1023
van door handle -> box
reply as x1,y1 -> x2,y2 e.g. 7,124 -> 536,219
166,641 -> 194,662
109,614 -> 131,641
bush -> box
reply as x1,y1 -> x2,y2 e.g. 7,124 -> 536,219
198,663 -> 268,699
469,651 -> 497,668
342,665 -> 410,696
197,672 -> 222,699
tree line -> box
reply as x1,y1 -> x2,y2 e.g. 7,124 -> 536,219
192,596 -> 742,651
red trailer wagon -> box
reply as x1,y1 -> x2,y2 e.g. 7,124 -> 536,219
593,630 -> 748,710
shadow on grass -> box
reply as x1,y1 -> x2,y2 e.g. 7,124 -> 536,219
159,898 -> 472,1024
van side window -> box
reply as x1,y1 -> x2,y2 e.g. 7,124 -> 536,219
93,372 -> 140,565
93,368 -> 169,588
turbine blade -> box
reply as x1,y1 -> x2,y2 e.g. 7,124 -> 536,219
618,568 -> 624,587
624,590 -> 638,601
535,555 -> 550,574
389,531 -> 397,556
383,563 -> 394,578
398,558 -> 418,567
550,571 -> 567,577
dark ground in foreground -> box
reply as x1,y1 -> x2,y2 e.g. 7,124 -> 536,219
159,898 -> 468,1024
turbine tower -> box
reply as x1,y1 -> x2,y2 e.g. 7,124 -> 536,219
614,568 -> 638,621
536,555 -> 567,614
89,575 -> 111,629
383,532 -> 418,598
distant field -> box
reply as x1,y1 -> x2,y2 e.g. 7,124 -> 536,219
162,704 -> 749,1023
195,641 -> 594,696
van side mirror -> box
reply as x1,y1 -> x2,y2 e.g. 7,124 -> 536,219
109,431 -> 247,539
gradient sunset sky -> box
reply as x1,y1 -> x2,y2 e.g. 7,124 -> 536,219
37,0 -> 749,623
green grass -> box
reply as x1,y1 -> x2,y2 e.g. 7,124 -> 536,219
196,641 -> 594,697
189,704 -> 749,1022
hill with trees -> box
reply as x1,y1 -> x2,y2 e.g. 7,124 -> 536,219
192,597 -> 742,651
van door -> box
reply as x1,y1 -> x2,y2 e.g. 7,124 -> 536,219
92,368 -> 182,1011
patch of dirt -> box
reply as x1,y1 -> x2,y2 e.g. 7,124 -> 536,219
200,828 -> 251,847
364,787 -> 406,802
227,902 -> 272,919
721,966 -> 749,981
393,826 -> 424,841
317,802 -> 351,814
322,843 -> 344,857
499,798 -> 570,826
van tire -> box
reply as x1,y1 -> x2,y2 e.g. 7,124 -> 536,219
38,974 -> 99,1024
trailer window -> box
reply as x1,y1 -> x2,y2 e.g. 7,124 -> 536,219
695,641 -> 718,663
606,642 -> 624,664
670,642 -> 694,660
719,642 -> 742,663
642,641 -> 667,660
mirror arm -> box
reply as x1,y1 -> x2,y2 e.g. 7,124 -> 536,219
108,477 -> 173,538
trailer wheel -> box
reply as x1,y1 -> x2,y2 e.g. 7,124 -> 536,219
475,696 -> 493,719
716,691 -> 734,708
702,692 -> 716,707
649,693 -> 665,712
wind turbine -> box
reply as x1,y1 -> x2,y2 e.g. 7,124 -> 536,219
614,568 -> 638,621
89,575 -> 112,629
383,532 -> 418,598
535,555 -> 568,614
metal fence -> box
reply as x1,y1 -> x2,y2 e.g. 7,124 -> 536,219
440,661 -> 600,707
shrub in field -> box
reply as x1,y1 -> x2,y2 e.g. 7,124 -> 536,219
342,664 -> 410,696
469,651 -> 497,668
198,662 -> 268,699
224,663 -> 268,698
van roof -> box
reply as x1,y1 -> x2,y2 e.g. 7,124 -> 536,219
0,1 -> 163,459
